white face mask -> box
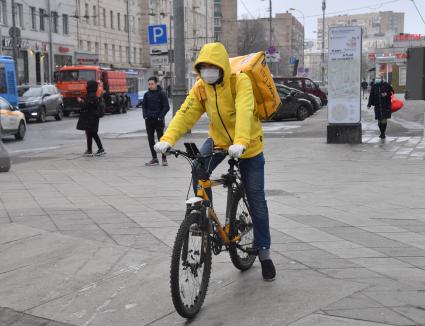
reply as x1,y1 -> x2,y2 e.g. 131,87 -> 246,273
200,68 -> 221,84
375,78 -> 382,84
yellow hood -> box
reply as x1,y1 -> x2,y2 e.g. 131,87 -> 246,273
161,42 -> 264,158
194,43 -> 232,84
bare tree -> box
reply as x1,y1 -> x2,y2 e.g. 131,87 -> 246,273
238,19 -> 268,55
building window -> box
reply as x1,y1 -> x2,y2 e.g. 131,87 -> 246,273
131,16 -> 135,32
63,14 -> 69,34
87,41 -> 91,52
95,42 -> 99,54
119,45 -> 122,62
117,13 -> 121,31
79,40 -> 84,50
93,5 -> 96,25
85,3 -> 89,23
15,3 -> 23,28
104,43 -> 108,58
124,14 -> 128,32
51,11 -> 58,33
0,1 -> 7,25
138,17 -> 141,30
126,46 -> 130,62
103,8 -> 106,27
39,8 -> 46,31
110,10 -> 113,29
112,44 -> 116,61
133,47 -> 136,63
30,7 -> 36,30
139,48 -> 142,64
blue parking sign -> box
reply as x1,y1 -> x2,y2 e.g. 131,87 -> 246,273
148,25 -> 168,45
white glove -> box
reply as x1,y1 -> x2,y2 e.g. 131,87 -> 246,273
154,141 -> 172,154
228,144 -> 246,158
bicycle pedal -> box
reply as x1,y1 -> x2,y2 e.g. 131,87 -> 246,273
245,247 -> 258,255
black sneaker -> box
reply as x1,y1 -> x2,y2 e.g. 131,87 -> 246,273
260,259 -> 276,282
379,133 -> 386,139
145,158 -> 159,166
83,150 -> 93,157
162,158 -> 168,166
95,149 -> 106,156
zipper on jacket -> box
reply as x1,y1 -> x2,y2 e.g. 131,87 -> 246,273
214,85 -> 233,144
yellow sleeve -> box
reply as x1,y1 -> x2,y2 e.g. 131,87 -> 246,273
234,73 -> 255,147
161,87 -> 205,146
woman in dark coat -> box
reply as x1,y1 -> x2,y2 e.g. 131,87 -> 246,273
77,80 -> 105,156
367,76 -> 394,139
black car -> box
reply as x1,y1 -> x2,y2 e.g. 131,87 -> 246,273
18,85 -> 64,122
277,84 -> 322,113
273,84 -> 313,121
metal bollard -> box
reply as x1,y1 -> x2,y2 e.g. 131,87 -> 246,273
0,140 -> 11,172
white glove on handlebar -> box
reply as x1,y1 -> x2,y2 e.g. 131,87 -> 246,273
154,141 -> 172,154
228,144 -> 246,158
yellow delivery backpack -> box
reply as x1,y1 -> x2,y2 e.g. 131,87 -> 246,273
195,52 -> 281,121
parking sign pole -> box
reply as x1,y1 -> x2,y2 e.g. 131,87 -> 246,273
172,0 -> 186,116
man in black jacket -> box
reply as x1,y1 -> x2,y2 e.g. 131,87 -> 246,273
142,76 -> 170,166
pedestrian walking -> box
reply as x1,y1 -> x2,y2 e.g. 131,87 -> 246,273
76,80 -> 105,156
142,76 -> 170,166
361,78 -> 368,100
367,75 -> 394,139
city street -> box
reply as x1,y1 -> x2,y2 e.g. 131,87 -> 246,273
1,99 -> 425,325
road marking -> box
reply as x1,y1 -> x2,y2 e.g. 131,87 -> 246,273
10,146 -> 61,154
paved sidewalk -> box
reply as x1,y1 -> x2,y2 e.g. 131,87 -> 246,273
1,126 -> 425,325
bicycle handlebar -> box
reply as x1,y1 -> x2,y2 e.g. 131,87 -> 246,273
167,148 -> 228,161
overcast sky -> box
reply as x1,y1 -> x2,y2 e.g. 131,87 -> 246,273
238,0 -> 425,40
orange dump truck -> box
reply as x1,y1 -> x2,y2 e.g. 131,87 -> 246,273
56,65 -> 130,116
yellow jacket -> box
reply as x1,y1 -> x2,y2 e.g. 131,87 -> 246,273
161,42 -> 264,158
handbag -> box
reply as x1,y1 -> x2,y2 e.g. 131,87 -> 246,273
391,94 -> 404,112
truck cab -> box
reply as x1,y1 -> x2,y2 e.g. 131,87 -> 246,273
56,66 -> 103,115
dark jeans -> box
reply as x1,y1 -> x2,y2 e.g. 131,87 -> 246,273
145,118 -> 166,160
193,138 -> 271,250
86,130 -> 103,152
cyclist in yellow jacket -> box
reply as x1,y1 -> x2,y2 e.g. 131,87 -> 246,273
155,42 -> 275,281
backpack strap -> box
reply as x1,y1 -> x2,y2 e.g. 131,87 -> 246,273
194,75 -> 238,108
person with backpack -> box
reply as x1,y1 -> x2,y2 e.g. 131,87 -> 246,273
367,75 -> 394,139
76,80 -> 105,156
142,76 -> 170,166
154,42 -> 276,281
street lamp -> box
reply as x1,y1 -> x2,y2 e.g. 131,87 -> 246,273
260,0 -> 273,48
321,0 -> 326,84
289,8 -> 305,70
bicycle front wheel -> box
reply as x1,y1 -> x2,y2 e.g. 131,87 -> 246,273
170,211 -> 212,318
228,191 -> 256,270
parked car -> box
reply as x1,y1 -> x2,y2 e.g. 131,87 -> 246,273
273,84 -> 313,121
136,89 -> 148,108
273,76 -> 328,105
18,85 -> 64,122
0,96 -> 26,140
277,84 -> 322,113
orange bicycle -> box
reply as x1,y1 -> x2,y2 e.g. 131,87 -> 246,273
168,143 -> 256,318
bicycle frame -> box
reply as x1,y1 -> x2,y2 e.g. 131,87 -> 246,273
169,147 -> 244,247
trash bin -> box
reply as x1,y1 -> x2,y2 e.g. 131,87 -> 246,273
0,140 -> 11,172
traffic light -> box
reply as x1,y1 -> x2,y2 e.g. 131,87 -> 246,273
406,47 -> 425,100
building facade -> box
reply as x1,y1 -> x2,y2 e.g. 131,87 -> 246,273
238,12 -> 303,76
214,0 -> 237,57
0,0 -> 77,85
317,11 -> 405,50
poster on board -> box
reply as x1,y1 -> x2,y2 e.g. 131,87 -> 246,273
328,26 -> 362,124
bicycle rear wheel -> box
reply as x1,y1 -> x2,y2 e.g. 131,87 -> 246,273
228,191 -> 256,270
170,211 -> 212,318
